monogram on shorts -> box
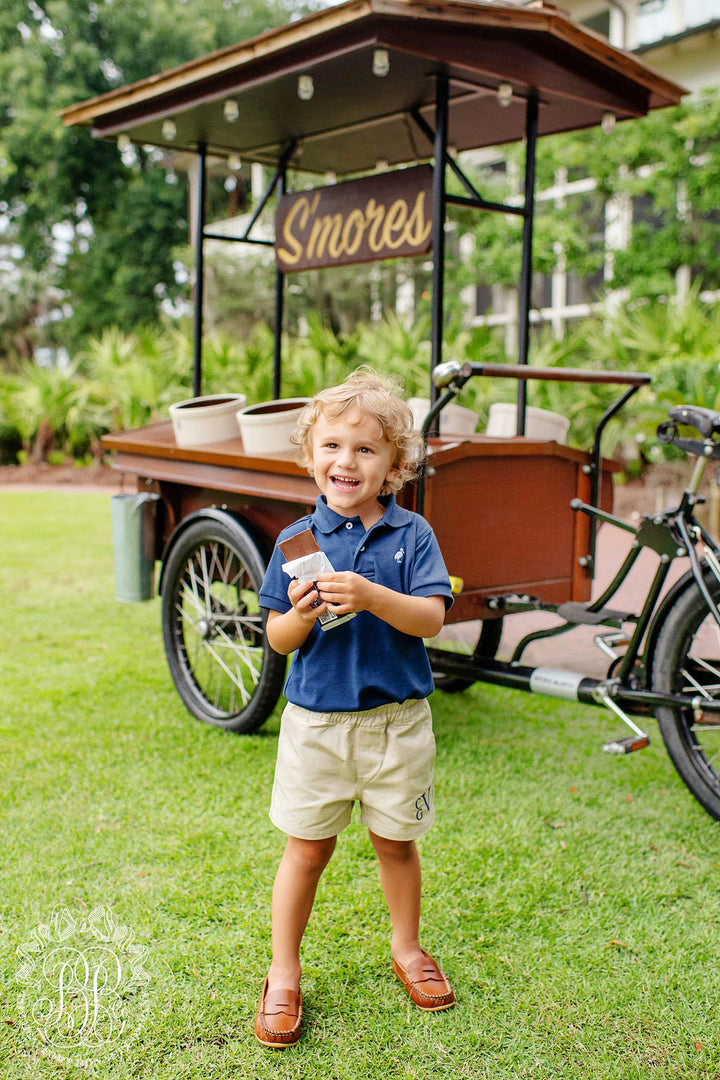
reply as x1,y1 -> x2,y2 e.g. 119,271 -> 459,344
414,788 -> 432,820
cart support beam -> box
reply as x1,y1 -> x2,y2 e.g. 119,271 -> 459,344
516,93 -> 539,434
193,142 -> 207,398
193,141 -> 295,399
273,161 -> 287,399
429,73 -> 449,423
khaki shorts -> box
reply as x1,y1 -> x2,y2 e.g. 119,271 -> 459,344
270,698 -> 436,841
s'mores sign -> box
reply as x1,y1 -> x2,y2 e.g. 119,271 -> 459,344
275,165 -> 433,273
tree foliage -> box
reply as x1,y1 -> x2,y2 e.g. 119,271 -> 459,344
2,2 -> 720,365
450,90 -> 720,309
0,0 -> 318,359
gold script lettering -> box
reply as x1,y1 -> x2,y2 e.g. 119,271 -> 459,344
365,199 -> 385,253
307,212 -> 343,261
277,193 -> 320,266
276,174 -> 432,270
382,198 -> 409,250
405,192 -> 432,248
341,208 -> 366,257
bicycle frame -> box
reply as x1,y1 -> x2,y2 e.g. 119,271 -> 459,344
425,364 -> 720,739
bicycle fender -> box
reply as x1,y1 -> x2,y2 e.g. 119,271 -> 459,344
157,507 -> 271,596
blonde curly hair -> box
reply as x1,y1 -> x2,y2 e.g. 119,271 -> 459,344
292,368 -> 424,495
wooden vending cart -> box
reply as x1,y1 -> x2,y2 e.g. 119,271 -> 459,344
61,0 -> 684,734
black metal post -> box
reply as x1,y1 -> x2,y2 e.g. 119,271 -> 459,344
273,162 -> 287,400
192,142 -> 207,398
429,73 -> 449,414
516,94 -> 538,434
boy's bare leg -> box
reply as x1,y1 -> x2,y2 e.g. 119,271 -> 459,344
267,834 -> 337,992
369,831 -> 424,968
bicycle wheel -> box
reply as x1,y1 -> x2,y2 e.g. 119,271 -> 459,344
428,618 -> 504,693
651,575 -> 720,821
161,515 -> 286,733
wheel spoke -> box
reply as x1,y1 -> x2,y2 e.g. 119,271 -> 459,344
199,638 -> 253,705
679,661 -> 716,700
181,562 -> 205,618
690,653 -> 720,681
681,635 -> 720,758
171,540 -> 271,714
695,743 -> 720,767
199,545 -> 214,611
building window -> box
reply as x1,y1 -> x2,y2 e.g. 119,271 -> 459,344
567,268 -> 604,306
583,9 -> 611,37
685,0 -> 720,27
475,284 -> 493,316
532,272 -> 553,310
636,0 -> 675,44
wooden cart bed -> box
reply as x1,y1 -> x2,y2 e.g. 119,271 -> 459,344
103,423 -> 615,621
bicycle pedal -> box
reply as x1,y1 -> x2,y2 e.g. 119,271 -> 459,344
602,734 -> 650,755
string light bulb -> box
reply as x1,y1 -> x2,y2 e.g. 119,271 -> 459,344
297,74 -> 314,101
602,111 -> 616,134
223,98 -> 239,122
497,82 -> 513,108
372,48 -> 390,77
161,119 -> 177,141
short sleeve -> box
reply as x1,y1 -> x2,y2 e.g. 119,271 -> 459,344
258,542 -> 292,614
408,520 -> 454,611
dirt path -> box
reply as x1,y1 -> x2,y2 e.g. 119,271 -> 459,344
0,462 -> 119,492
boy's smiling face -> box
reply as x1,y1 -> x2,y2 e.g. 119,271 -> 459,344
310,407 -> 399,526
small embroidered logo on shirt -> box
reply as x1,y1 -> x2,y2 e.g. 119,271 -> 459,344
394,547 -> 405,564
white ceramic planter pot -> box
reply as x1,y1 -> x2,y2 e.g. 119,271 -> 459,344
169,394 -> 246,447
408,397 -> 479,435
486,403 -> 570,443
237,398 -> 310,455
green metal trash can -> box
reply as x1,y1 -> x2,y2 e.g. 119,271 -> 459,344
110,492 -> 160,603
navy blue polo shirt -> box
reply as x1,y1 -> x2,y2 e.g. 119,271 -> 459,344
259,494 -> 453,712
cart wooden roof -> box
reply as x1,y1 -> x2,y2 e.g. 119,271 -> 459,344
60,0 -> 685,175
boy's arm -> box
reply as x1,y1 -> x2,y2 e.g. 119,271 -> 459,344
265,578 -> 328,655
315,573 -> 445,638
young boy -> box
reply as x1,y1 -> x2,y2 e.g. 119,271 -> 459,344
256,369 -> 455,1048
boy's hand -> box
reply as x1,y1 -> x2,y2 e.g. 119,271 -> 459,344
314,571 -> 372,614
316,572 -> 446,638
287,577 -> 328,624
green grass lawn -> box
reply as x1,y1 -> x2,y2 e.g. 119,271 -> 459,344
2,490 -> 720,1079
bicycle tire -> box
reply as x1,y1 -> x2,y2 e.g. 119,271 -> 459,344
161,515 -> 286,733
651,573 -> 720,821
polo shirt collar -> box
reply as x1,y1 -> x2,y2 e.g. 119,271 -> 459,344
312,494 -> 411,534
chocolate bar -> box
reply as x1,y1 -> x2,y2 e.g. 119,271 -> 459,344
279,529 -> 356,631
279,530 -> 323,609
278,528 -> 320,560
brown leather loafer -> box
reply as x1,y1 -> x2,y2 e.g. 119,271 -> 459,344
254,977 -> 302,1048
392,950 -> 456,1011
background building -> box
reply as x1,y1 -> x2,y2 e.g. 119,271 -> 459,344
471,0 -> 720,350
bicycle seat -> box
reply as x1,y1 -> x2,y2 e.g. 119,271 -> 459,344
667,404 -> 720,438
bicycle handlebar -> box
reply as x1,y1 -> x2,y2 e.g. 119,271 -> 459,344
657,407 -> 720,460
668,404 -> 720,438
433,360 -> 652,390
